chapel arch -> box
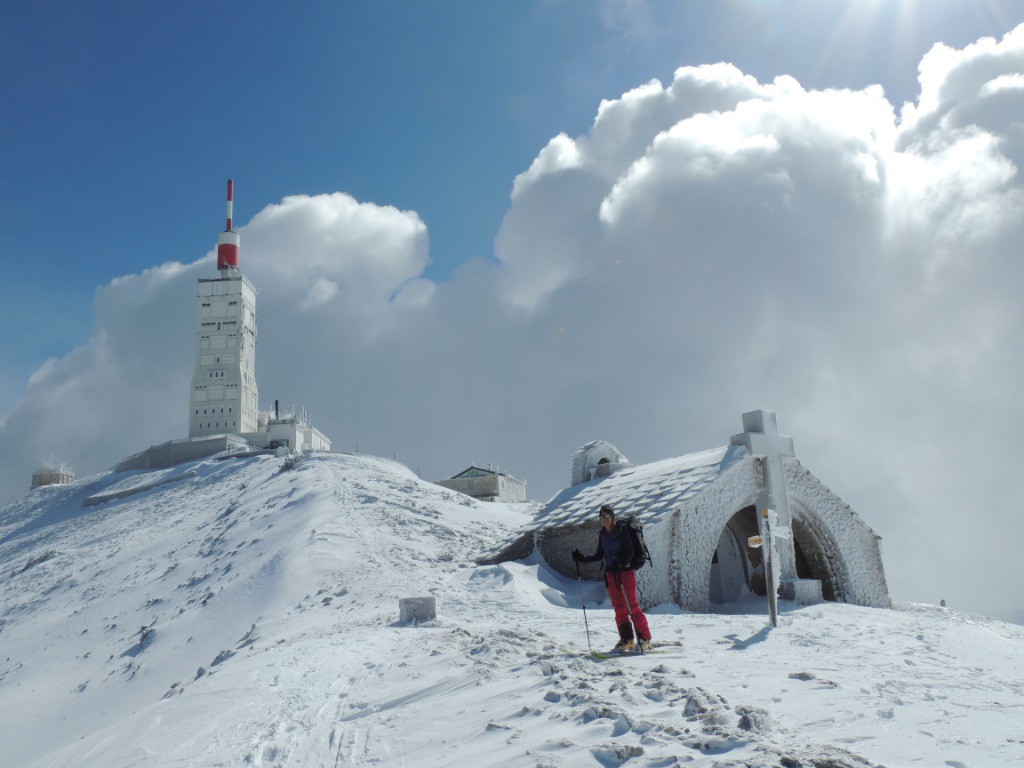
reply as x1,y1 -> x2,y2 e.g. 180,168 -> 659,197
708,504 -> 844,607
789,501 -> 849,602
709,506 -> 762,605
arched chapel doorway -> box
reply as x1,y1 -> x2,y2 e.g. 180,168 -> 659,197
712,507 -> 839,610
790,508 -> 845,602
709,507 -> 760,605
709,505 -> 836,607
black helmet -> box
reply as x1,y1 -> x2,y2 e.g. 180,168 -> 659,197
599,505 -> 614,519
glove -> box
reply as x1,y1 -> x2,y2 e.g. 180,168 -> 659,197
572,548 -> 583,562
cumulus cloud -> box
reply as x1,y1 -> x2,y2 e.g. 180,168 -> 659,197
5,26 -> 1024,623
242,192 -> 430,318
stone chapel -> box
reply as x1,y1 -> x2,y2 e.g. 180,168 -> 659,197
484,410 -> 891,613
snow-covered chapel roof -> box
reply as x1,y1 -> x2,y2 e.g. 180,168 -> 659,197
530,443 -> 749,531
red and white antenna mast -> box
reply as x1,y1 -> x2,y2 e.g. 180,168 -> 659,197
217,178 -> 240,272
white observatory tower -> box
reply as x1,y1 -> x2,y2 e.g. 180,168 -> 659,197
188,180 -> 259,438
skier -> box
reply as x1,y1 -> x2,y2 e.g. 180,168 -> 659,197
572,504 -> 652,652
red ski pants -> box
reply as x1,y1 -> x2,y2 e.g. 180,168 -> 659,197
606,570 -> 651,641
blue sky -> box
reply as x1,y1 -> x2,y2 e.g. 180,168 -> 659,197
5,1 -> 1024,624
4,0 -> 1022,406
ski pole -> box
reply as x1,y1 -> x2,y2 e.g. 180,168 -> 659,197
614,571 -> 643,654
575,560 -> 593,655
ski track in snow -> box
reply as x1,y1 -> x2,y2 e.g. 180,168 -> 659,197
1,452 -> 1023,767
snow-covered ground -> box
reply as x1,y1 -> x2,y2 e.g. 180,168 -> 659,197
1,451 -> 1022,767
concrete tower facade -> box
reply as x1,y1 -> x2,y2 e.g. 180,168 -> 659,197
189,180 -> 259,438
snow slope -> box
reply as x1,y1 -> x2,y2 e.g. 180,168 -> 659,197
1,452 -> 1022,767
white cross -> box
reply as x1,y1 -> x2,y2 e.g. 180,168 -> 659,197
729,410 -> 795,458
729,410 -> 798,584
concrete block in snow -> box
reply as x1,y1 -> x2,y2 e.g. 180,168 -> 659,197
399,596 -> 436,624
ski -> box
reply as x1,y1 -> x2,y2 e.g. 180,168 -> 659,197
590,640 -> 681,660
591,648 -> 667,660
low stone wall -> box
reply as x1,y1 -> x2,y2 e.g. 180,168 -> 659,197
476,531 -> 535,565
538,523 -> 603,581
116,435 -> 250,472
538,520 -> 672,612
84,471 -> 196,507
785,459 -> 891,608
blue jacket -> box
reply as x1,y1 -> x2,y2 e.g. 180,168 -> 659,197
582,522 -> 633,572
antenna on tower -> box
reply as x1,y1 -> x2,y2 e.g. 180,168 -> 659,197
225,178 -> 234,231
216,178 -> 241,274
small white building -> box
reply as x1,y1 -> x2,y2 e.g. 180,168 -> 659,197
244,407 -> 331,454
485,410 -> 891,614
437,466 -> 527,503
30,461 -> 74,489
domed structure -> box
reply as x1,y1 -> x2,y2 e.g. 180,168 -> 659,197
570,440 -> 633,486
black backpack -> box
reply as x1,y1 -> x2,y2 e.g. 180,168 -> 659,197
618,516 -> 651,569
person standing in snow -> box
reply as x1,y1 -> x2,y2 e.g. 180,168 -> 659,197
572,505 -> 652,652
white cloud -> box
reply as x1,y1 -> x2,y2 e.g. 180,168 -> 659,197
511,133 -> 582,199
6,25 -> 1024,624
900,24 -> 1024,147
243,192 -> 431,318
981,72 -> 1024,94
301,278 -> 339,311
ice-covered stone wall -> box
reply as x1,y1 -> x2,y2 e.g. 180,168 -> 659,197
539,523 -> 599,581
538,519 -> 672,611
672,458 -> 762,612
784,459 -> 890,608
